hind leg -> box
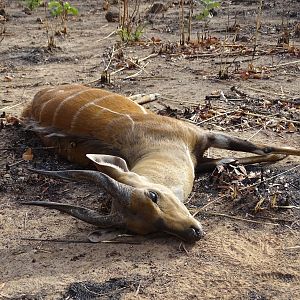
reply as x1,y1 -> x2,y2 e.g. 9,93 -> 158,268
195,154 -> 287,173
205,132 -> 300,156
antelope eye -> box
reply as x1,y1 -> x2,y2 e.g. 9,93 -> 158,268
148,191 -> 158,203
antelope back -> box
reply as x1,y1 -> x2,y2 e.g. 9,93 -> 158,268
23,84 -> 149,134
22,84 -> 154,165
22,84 -> 201,168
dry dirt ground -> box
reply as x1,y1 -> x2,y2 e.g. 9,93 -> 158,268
1,0 -> 300,299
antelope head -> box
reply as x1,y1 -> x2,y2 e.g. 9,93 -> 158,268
24,154 -> 204,243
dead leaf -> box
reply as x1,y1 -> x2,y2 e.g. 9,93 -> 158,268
216,165 -> 225,173
270,194 -> 278,208
287,122 -> 297,133
6,115 -> 20,125
151,36 -> 161,43
4,75 -> 13,82
240,71 -> 250,80
238,165 -> 248,176
231,185 -> 238,199
254,196 -> 265,212
233,167 -> 241,176
248,171 -> 259,179
22,148 -> 33,161
253,73 -> 270,79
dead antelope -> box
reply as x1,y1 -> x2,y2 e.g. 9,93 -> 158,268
21,84 -> 300,242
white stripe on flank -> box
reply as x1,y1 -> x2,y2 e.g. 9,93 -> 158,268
52,89 -> 93,125
38,101 -> 51,122
139,105 -> 148,114
70,101 -> 136,131
38,88 -> 87,123
44,88 -> 56,94
70,96 -> 123,130
130,99 -> 148,114
45,133 -> 66,138
92,104 -> 135,130
186,147 -> 195,178
126,114 -> 135,132
92,102 -> 124,115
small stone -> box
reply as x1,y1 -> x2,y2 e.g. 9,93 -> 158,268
16,176 -> 25,183
36,17 -> 43,24
105,10 -> 119,22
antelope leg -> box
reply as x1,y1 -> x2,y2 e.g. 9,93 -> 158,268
234,154 -> 287,165
196,154 -> 287,173
206,133 -> 300,156
21,201 -> 124,228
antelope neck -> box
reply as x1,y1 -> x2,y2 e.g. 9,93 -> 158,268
130,146 -> 195,201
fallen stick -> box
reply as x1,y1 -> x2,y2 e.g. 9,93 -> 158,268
96,29 -> 116,42
268,59 -> 300,70
130,93 -> 160,105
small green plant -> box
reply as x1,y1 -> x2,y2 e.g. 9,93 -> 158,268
118,0 -> 144,43
179,0 -> 220,45
196,0 -> 220,22
23,0 -> 78,49
118,25 -> 144,43
48,1 -> 78,34
25,0 -> 43,11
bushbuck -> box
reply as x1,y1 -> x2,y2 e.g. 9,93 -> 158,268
21,84 -> 300,242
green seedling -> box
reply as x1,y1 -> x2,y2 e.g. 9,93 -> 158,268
48,1 -> 78,34
23,0 -> 78,49
118,25 -> 144,43
118,0 -> 144,43
196,0 -> 220,22
25,0 -> 43,11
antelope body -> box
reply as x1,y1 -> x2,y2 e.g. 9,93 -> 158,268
22,84 -> 300,242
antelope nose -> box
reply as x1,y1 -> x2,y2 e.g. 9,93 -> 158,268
190,225 -> 205,241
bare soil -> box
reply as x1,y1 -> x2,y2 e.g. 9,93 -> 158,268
1,1 -> 300,299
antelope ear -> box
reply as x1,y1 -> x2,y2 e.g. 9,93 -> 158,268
87,154 -> 129,173
86,154 -> 148,188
